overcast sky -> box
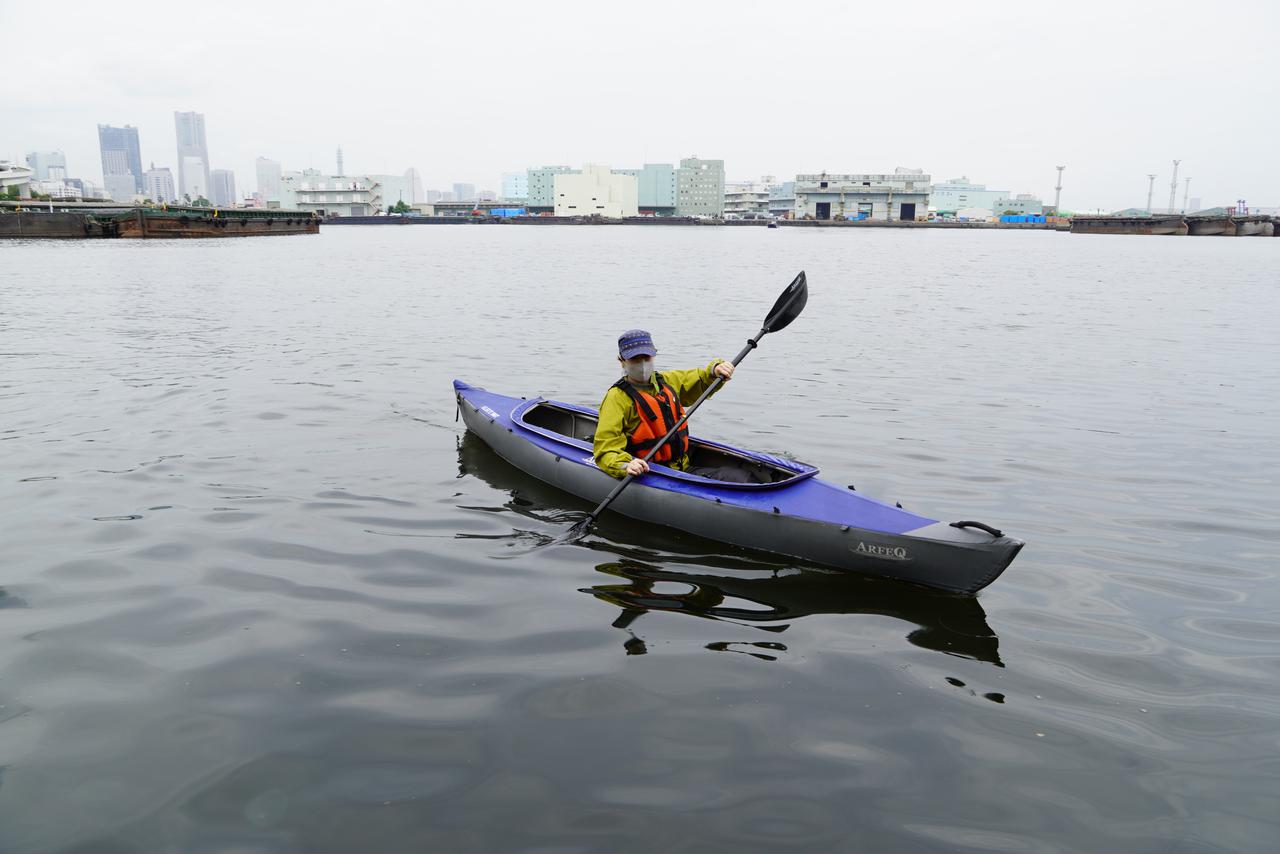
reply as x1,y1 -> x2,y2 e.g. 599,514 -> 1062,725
4,0 -> 1277,211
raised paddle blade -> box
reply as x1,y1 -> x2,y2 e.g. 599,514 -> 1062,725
761,271 -> 808,334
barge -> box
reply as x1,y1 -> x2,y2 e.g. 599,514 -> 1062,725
0,203 -> 319,239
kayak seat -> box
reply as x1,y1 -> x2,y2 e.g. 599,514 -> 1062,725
517,400 -> 816,486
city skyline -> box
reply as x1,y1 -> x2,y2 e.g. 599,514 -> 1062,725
3,0 -> 1278,211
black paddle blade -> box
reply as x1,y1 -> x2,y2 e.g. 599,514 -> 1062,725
761,271 -> 808,334
551,516 -> 594,546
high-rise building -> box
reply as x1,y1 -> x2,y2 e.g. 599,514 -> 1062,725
104,174 -> 139,202
256,157 -> 282,201
174,111 -> 212,201
97,124 -> 144,192
211,169 -> 236,206
501,171 -> 529,201
144,164 -> 177,204
452,183 -> 476,202
25,151 -> 67,181
676,156 -> 725,217
405,168 -> 425,204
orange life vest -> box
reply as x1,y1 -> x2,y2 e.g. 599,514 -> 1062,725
613,373 -> 689,466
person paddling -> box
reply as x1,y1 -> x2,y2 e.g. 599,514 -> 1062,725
593,329 -> 735,480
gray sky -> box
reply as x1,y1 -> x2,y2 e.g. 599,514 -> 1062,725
4,0 -> 1277,211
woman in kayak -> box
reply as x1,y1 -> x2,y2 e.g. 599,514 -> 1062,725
594,328 -> 751,482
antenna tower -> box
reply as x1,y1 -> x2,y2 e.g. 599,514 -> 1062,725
1054,165 -> 1065,212
336,147 -> 345,177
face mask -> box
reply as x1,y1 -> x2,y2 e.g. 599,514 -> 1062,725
624,358 -> 654,383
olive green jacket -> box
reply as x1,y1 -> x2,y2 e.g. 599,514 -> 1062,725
593,361 -> 726,478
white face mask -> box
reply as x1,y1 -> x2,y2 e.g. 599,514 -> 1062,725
623,358 -> 654,383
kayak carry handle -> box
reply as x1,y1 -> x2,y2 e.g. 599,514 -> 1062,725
951,520 -> 1004,538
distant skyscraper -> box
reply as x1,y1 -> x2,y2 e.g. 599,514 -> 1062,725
404,168 -> 424,204
256,157 -> 282,201
26,150 -> 67,181
144,164 -> 176,204
336,147 -> 344,177
452,182 -> 476,202
211,169 -> 236,206
425,189 -> 443,203
501,171 -> 529,200
174,111 -> 212,200
97,124 -> 144,192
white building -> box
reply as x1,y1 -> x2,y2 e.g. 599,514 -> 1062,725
104,173 -> 140,202
25,151 -> 67,181
256,157 -> 282,202
553,164 -> 638,218
175,111 -> 212,200
724,179 -> 773,218
930,177 -> 1009,215
144,165 -> 176,203
994,193 -> 1043,215
795,168 -> 931,221
290,173 -> 384,216
501,171 -> 528,201
211,169 -> 236,207
1,161 -> 35,198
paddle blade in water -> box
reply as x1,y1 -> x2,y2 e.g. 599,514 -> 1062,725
762,271 -> 808,334
551,517 -> 594,546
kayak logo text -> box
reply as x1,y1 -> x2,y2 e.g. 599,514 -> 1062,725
854,541 -> 909,561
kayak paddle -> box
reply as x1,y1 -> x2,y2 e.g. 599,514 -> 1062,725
558,270 -> 808,544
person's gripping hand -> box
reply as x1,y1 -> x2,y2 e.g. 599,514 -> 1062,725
714,362 -> 734,381
625,458 -> 650,477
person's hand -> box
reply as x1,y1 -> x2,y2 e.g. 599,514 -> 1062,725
625,458 -> 650,477
714,361 -> 734,381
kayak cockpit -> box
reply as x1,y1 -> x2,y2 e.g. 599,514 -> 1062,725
515,399 -> 819,488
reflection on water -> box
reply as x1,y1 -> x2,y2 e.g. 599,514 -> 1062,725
457,432 -> 1003,666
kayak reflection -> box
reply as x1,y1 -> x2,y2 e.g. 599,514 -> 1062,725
457,433 -> 1001,666
586,560 -> 1002,666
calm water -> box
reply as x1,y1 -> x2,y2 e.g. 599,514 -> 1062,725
2,226 -> 1278,853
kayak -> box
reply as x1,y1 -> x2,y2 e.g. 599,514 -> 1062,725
453,380 -> 1024,594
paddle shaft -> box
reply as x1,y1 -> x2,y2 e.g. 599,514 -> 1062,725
580,329 -> 765,527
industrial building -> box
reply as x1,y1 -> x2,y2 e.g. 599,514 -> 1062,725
994,194 -> 1044,215
614,163 -> 678,215
930,177 -> 1009,216
724,180 -> 772,218
794,169 -> 931,221
553,164 -> 638,218
676,157 -> 724,217
768,182 -> 796,218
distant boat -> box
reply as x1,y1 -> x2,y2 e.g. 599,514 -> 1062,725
767,220 -> 779,229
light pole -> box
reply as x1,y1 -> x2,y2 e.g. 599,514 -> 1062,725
1146,174 -> 1157,214
1054,165 -> 1065,212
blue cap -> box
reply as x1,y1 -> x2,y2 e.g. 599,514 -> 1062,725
618,329 -> 657,359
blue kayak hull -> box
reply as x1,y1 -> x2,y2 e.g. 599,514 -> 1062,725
454,380 -> 1023,594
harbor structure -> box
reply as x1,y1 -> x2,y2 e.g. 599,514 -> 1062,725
211,169 -> 236,207
1,203 -> 319,239
144,165 -> 177,204
994,193 -> 1044,215
795,169 -> 930,221
553,164 -> 638,218
25,151 -> 67,181
97,124 -> 144,195
174,111 -> 211,201
930,177 -> 1009,216
676,156 -> 724,217
278,169 -> 416,216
